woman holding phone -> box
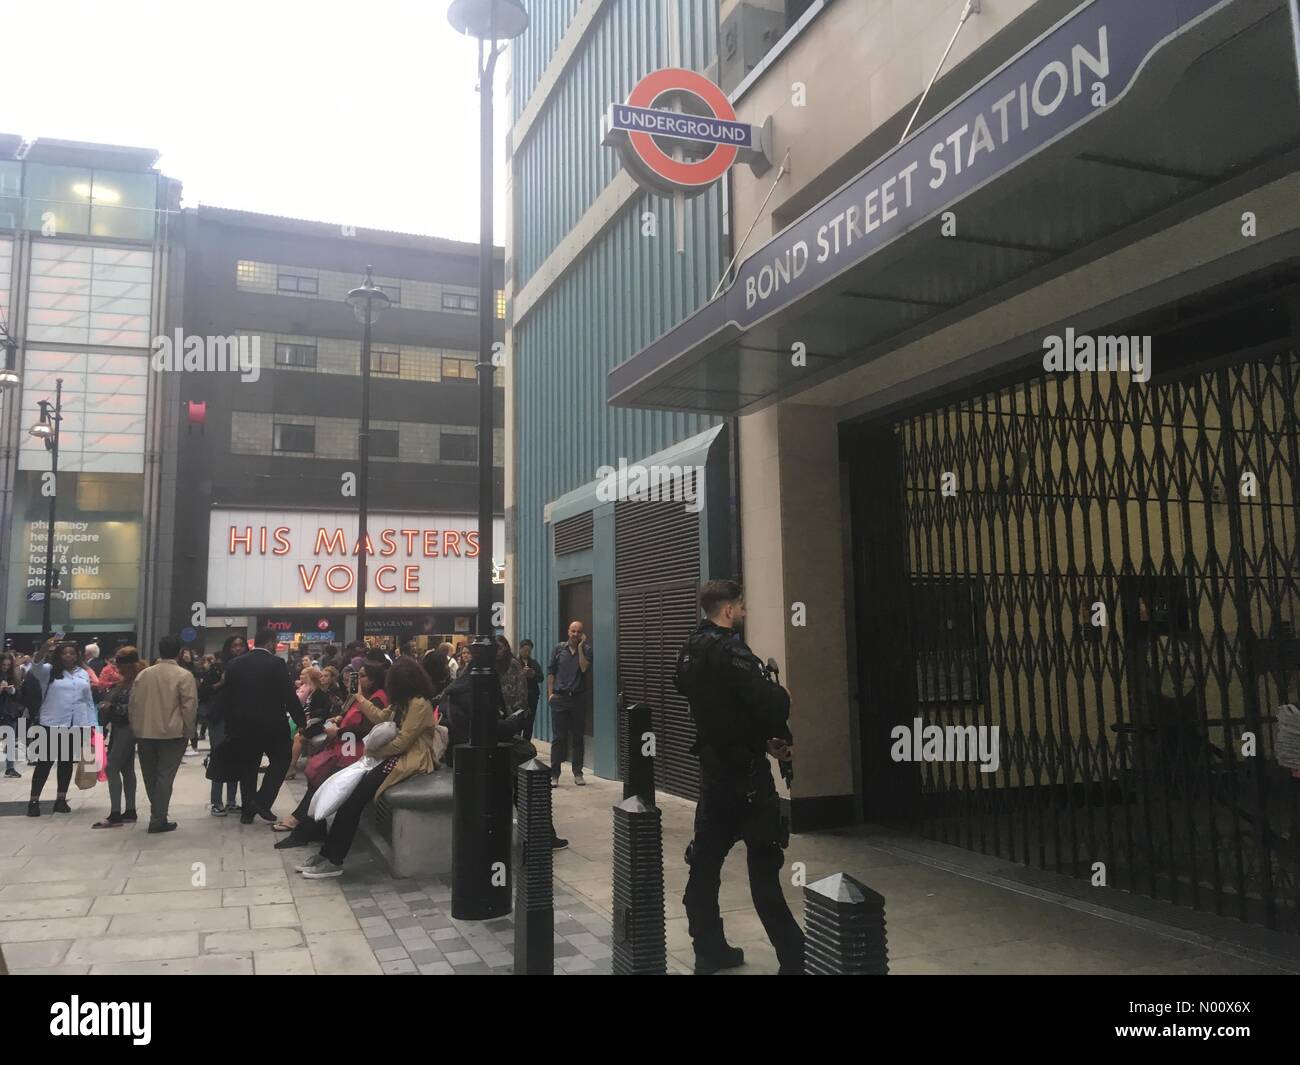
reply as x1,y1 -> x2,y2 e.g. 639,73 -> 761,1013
27,640 -> 97,816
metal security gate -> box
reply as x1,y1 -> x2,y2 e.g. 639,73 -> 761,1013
850,342 -> 1300,934
615,473 -> 701,800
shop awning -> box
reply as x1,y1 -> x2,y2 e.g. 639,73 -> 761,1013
607,0 -> 1300,415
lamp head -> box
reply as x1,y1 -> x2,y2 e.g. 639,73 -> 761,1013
447,0 -> 529,40
346,265 -> 391,325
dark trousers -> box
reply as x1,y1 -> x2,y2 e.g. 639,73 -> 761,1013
29,755 -> 75,800
205,719 -> 237,806
240,730 -> 292,814
682,754 -> 805,972
320,762 -> 391,865
105,722 -> 137,815
549,694 -> 585,778
136,737 -> 188,828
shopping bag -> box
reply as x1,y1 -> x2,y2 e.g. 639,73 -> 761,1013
74,728 -> 104,790
308,757 -> 377,821
93,728 -> 108,783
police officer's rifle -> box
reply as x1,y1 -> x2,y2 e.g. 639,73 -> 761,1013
762,656 -> 794,788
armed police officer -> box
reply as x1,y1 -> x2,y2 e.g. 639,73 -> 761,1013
675,579 -> 805,974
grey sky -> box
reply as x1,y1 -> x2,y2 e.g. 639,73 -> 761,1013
5,0 -> 510,241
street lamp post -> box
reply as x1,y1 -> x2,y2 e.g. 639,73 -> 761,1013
347,267 -> 391,648
28,380 -> 63,636
447,0 -> 529,922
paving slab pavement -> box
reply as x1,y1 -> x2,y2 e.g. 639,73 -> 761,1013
0,738 -> 1294,975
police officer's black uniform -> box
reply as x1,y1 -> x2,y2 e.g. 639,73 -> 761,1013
675,618 -> 805,973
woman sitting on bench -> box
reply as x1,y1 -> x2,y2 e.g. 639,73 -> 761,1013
295,658 -> 447,879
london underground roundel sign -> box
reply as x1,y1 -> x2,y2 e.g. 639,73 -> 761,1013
602,68 -> 770,196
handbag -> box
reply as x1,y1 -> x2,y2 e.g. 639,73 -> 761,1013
75,758 -> 99,791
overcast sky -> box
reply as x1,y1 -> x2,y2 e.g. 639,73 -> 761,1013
5,0 -> 511,242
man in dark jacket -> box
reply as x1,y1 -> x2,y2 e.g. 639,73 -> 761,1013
218,627 -> 304,823
674,580 -> 804,975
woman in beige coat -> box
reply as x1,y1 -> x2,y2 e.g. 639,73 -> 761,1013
297,658 -> 447,879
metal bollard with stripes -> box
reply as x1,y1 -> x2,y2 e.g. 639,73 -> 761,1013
513,758 -> 554,974
611,698 -> 666,974
804,872 -> 889,974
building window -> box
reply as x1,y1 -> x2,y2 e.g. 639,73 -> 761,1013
275,342 -> 318,368
277,272 -> 319,295
495,290 -> 505,319
378,284 -> 401,305
443,291 -> 478,312
370,428 -> 399,458
370,348 -> 400,375
442,354 -> 477,379
0,162 -> 22,230
274,423 -> 315,453
440,431 -> 475,463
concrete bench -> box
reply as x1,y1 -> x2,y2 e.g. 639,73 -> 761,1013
358,770 -> 454,879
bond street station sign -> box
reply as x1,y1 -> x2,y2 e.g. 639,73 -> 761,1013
603,67 -> 772,195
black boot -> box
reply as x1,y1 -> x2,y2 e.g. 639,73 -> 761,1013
693,942 -> 745,975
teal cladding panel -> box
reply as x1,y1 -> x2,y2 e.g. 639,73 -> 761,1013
513,0 -> 720,285
512,0 -> 583,122
511,0 -> 724,751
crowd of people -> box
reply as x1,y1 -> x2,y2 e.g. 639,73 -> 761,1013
0,625 -> 591,879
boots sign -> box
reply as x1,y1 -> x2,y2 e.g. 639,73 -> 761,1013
205,508 -> 505,610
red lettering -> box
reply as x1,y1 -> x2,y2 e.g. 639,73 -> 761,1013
229,526 -> 253,554
298,565 -> 321,593
315,528 -> 347,556
375,565 -> 398,593
325,565 -> 354,593
404,566 -> 420,593
259,526 -> 268,553
444,530 -> 461,557
400,529 -> 419,554
272,527 -> 292,556
464,530 -> 480,559
354,533 -> 376,557
380,529 -> 398,557
424,530 -> 440,557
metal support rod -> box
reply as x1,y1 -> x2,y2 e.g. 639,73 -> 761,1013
476,37 -> 501,635
899,0 -> 979,145
1290,0 -> 1300,102
41,378 -> 62,636
451,15 -> 513,923
356,281 -> 373,643
711,150 -> 790,301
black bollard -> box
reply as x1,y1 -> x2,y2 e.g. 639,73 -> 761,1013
803,872 -> 889,974
611,794 -> 666,974
451,637 -> 513,920
621,699 -> 655,802
513,758 -> 554,974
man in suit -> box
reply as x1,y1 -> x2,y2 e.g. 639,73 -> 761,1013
219,627 -> 305,824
